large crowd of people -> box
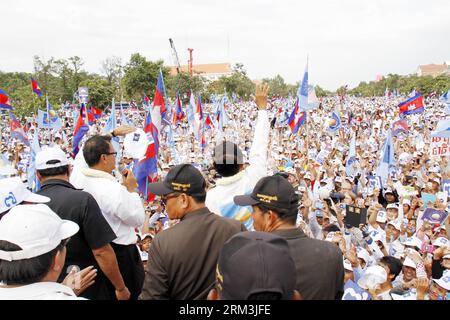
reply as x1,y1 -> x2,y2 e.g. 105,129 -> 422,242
0,82 -> 449,300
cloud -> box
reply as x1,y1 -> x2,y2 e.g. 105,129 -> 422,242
1,0 -> 449,90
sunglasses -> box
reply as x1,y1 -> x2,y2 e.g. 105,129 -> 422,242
161,193 -> 181,205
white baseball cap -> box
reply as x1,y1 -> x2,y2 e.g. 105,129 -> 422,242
432,237 -> 450,248
386,203 -> 399,210
343,259 -> 353,272
0,204 -> 79,261
357,265 -> 387,290
433,272 -> 450,291
402,236 -> 422,250
376,211 -> 387,223
402,199 -> 411,206
357,247 -> 371,265
388,220 -> 402,231
36,147 -> 69,170
0,177 -> 50,214
123,128 -> 149,160
403,256 -> 417,269
444,254 -> 450,260
432,178 -> 441,185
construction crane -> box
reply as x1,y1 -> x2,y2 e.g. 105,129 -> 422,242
169,38 -> 181,74
188,48 -> 194,77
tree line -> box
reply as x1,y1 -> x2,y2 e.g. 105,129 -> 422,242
1,54 -> 448,120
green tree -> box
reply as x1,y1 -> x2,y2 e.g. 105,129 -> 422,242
122,53 -> 168,100
166,72 -> 205,101
79,76 -> 115,110
262,75 -> 288,97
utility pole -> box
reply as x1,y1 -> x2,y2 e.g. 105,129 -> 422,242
188,48 -> 194,77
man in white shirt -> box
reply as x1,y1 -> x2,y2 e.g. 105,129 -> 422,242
206,84 -> 270,230
0,204 -> 84,300
70,135 -> 145,300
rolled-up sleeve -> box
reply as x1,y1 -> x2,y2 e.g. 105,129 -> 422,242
115,186 -> 145,227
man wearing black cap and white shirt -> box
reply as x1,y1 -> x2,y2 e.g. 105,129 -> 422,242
234,174 -> 344,300
206,84 -> 270,230
207,231 -> 301,300
0,204 -> 82,299
139,164 -> 246,300
70,135 -> 145,300
35,146 -> 129,300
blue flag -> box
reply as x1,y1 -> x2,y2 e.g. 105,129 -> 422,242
328,109 -> 342,133
27,131 -> 41,192
103,98 -> 117,134
37,109 -> 62,129
297,61 -> 309,112
187,91 -> 197,140
440,90 -> 450,104
120,102 -> 131,126
376,130 -> 395,185
103,98 -> 120,153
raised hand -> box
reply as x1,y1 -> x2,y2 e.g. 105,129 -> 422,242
255,83 -> 269,110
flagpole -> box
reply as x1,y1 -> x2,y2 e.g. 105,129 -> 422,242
46,94 -> 52,145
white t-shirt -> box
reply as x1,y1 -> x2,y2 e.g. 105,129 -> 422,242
0,282 -> 85,300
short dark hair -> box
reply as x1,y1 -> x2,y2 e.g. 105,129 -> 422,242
190,193 -> 206,204
83,135 -> 112,167
37,163 -> 69,177
213,162 -> 240,177
256,204 -> 297,225
247,292 -> 283,300
380,256 -> 403,278
324,224 -> 341,233
0,240 -> 65,285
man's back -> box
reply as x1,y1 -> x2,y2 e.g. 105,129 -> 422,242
37,179 -> 116,299
272,228 -> 344,300
140,207 -> 245,300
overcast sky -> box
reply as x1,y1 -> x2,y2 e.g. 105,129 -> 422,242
1,0 -> 449,90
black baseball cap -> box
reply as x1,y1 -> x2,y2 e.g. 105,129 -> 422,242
233,175 -> 299,213
216,231 -> 296,300
147,164 -> 206,196
213,141 -> 244,165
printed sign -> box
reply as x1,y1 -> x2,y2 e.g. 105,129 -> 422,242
442,179 -> 450,199
421,208 -> 448,225
421,192 -> 437,208
342,280 -> 371,300
367,176 -> 382,190
430,137 -> 450,157
345,205 -> 368,227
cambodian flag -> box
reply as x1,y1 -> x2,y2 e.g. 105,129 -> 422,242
73,106 -> 89,157
31,78 -> 43,97
0,89 -> 13,110
172,94 -> 185,126
398,94 -> 425,115
90,106 -> 103,119
205,114 -> 214,130
154,70 -> 167,117
392,119 -> 409,137
134,110 -> 159,200
196,96 -> 204,120
288,97 -> 307,134
9,112 -> 30,146
200,129 -> 206,150
194,95 -> 204,138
